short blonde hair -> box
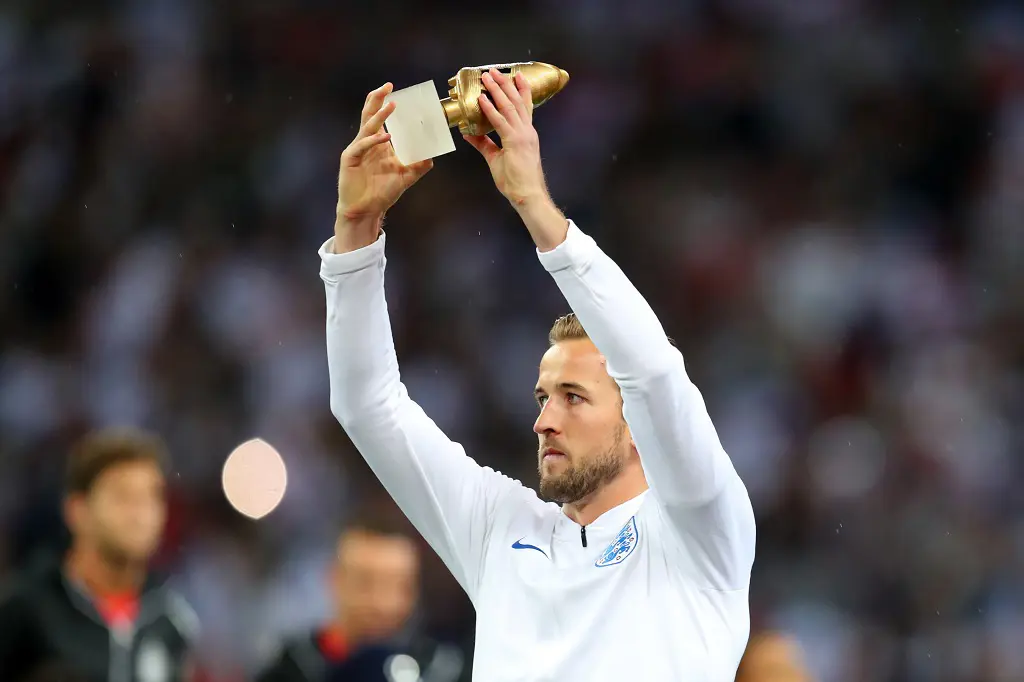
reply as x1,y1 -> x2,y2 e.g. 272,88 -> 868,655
548,313 -> 588,345
547,313 -> 676,347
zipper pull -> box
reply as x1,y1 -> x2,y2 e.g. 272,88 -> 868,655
581,525 -> 588,548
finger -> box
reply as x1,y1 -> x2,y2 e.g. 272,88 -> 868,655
482,70 -> 520,127
462,133 -> 501,164
360,83 -> 393,126
360,83 -> 393,127
478,93 -> 513,138
342,131 -> 391,165
359,100 -> 396,138
515,72 -> 533,121
492,68 -> 529,123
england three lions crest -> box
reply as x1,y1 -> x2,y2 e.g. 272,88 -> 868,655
595,516 -> 639,567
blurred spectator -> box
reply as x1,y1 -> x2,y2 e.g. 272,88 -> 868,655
257,503 -> 468,682
0,428 -> 198,682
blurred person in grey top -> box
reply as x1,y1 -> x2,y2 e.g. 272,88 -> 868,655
0,428 -> 199,682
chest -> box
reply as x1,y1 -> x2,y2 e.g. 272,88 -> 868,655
477,516 -> 659,665
470,511 -> 746,681
35,601 -> 188,682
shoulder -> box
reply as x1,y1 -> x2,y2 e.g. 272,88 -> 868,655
409,635 -> 469,682
0,571 -> 52,651
637,485 -> 755,591
256,636 -> 313,682
157,586 -> 201,643
0,576 -> 33,616
478,465 -> 545,507
264,631 -> 326,680
634,494 -> 682,552
0,564 -> 59,615
491,482 -> 560,536
275,631 -> 319,659
484,468 -> 556,525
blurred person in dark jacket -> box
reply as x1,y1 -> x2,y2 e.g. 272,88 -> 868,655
0,428 -> 198,682
735,631 -> 814,682
258,508 -> 468,682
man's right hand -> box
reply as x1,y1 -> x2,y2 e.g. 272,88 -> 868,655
334,83 -> 434,253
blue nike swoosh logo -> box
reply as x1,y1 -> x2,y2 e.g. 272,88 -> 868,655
511,538 -> 548,558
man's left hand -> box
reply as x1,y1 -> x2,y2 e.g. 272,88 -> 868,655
464,68 -> 550,210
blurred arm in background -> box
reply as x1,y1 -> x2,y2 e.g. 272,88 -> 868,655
735,631 -> 814,682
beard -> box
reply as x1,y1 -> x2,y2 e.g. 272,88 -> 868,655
96,538 -> 135,568
538,424 -> 627,504
95,529 -> 152,569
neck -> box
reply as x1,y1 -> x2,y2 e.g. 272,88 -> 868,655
562,466 -> 648,527
65,544 -> 145,595
330,613 -> 363,643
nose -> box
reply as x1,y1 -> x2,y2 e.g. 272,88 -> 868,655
533,400 -> 560,435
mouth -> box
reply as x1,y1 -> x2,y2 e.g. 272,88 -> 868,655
542,447 -> 566,460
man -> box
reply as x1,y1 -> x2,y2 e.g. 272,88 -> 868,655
257,506 -> 468,682
0,427 -> 199,682
735,631 -> 815,682
322,69 -> 756,680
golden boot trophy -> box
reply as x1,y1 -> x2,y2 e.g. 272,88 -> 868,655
441,62 -> 570,135
384,61 -> 570,165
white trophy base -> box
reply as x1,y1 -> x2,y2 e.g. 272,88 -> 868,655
383,80 -> 457,165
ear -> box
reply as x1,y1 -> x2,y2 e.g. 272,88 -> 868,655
63,494 -> 86,534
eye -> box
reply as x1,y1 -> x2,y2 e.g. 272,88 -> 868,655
567,393 -> 584,405
536,395 -> 548,407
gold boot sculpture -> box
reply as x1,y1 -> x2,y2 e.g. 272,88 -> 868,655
441,62 -> 570,136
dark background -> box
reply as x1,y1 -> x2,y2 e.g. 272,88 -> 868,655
2,0 -> 1023,680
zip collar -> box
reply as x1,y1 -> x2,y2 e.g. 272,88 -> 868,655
552,490 -> 648,545
50,563 -> 171,630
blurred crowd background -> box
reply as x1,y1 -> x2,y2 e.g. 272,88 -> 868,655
2,0 -> 1024,680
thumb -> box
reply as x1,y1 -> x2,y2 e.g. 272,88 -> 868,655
403,159 -> 433,184
463,133 -> 501,164
409,159 -> 433,179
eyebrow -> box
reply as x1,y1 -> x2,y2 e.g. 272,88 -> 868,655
534,382 -> 589,397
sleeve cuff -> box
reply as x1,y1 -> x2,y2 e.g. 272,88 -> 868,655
319,230 -> 387,278
536,220 -> 597,273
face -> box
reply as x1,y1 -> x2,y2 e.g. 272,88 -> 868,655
332,531 -> 419,642
69,459 -> 168,566
534,338 -> 634,504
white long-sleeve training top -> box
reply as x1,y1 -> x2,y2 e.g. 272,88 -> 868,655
320,219 -> 756,682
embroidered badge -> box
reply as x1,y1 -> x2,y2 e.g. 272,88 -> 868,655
594,516 -> 639,567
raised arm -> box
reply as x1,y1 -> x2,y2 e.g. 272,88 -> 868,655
536,222 -> 755,589
466,68 -> 755,591
325,84 -> 530,601
323,233 -> 528,599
